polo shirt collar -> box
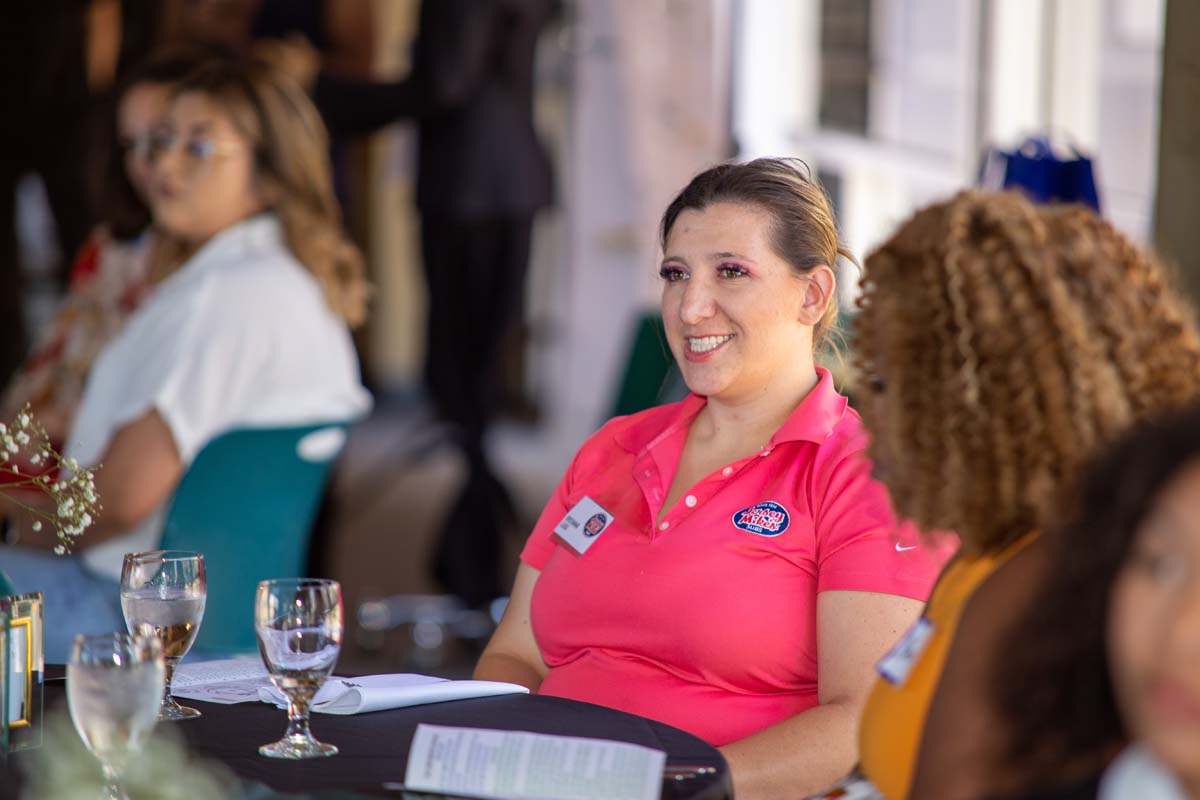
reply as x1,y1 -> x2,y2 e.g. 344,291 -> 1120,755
770,366 -> 847,446
615,366 -> 847,454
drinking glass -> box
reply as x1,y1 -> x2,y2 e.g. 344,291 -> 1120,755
254,578 -> 342,759
67,632 -> 165,800
119,550 -> 207,721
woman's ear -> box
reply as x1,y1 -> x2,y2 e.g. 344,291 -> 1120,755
798,264 -> 836,326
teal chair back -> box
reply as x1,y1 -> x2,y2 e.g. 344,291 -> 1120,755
610,312 -> 682,419
0,569 -> 13,597
159,422 -> 350,656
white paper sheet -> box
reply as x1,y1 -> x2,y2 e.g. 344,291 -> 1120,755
170,657 -> 273,705
404,724 -> 665,800
258,673 -> 529,715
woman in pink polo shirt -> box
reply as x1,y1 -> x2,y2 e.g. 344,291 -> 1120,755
475,158 -> 951,798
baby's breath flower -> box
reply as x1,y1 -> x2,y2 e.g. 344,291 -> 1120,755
0,404 -> 102,554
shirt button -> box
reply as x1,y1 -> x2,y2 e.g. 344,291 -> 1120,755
659,521 -> 670,531
721,467 -> 733,477
685,495 -> 697,507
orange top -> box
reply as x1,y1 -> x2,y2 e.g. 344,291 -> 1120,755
858,534 -> 1036,799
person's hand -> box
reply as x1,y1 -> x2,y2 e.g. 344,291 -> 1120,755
256,35 -> 321,92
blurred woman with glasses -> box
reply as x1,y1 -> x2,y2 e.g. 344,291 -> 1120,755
0,48 -> 206,444
0,54 -> 371,661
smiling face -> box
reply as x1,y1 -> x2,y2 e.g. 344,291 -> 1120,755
1108,458 -> 1200,790
660,202 -> 825,405
147,91 -> 265,246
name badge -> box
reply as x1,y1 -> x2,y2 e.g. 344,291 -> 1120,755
876,617 -> 934,686
553,496 -> 615,555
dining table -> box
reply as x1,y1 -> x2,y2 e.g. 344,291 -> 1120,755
5,666 -> 732,800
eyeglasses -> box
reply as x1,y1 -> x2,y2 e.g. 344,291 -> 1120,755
144,127 -> 245,174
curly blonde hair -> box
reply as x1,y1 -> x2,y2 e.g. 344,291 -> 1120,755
854,190 -> 1200,554
157,55 -> 369,326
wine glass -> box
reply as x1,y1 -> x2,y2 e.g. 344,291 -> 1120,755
119,550 -> 207,721
67,632 -> 165,800
254,578 -> 342,759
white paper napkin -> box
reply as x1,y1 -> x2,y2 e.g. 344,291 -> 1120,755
257,673 -> 529,715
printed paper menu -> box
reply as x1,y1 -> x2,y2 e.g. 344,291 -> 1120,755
404,724 -> 665,800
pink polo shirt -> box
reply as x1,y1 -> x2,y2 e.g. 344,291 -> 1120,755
521,368 -> 951,746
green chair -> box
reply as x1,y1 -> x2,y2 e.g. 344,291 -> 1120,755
0,569 -> 13,597
158,422 -> 351,656
610,311 -> 686,419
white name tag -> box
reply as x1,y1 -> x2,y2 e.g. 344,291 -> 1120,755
553,496 -> 615,555
876,617 -> 934,686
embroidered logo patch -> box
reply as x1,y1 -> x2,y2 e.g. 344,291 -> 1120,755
732,501 -> 790,536
583,512 -> 608,537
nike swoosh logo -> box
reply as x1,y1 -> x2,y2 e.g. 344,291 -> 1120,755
895,543 -> 918,552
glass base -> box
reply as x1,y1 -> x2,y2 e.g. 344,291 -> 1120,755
158,695 -> 202,722
259,734 -> 338,759
100,784 -> 130,800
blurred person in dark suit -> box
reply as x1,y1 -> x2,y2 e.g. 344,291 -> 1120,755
412,0 -> 556,608
160,0 -> 376,80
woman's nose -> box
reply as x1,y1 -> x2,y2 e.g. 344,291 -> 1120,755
151,142 -> 182,181
678,278 -> 716,324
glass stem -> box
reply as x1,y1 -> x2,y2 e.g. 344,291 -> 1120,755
100,762 -> 124,800
285,695 -> 313,741
161,661 -> 177,707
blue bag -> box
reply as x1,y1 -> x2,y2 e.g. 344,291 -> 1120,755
980,136 -> 1101,211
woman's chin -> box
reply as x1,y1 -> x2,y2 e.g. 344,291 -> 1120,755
678,369 -> 729,400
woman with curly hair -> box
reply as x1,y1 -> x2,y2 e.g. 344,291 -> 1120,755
848,190 -> 1200,799
994,406 -> 1200,799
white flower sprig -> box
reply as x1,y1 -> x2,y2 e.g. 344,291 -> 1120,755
24,711 -> 238,799
1,404 -> 101,554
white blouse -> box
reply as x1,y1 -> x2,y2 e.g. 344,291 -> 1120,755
1100,746 -> 1186,800
67,214 -> 372,579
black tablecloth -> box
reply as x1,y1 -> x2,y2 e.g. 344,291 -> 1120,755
11,667 -> 731,800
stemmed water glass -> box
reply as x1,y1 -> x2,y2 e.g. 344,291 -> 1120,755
254,578 -> 343,759
119,550 -> 207,721
67,632 -> 165,800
